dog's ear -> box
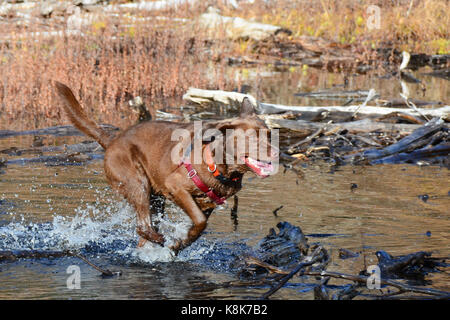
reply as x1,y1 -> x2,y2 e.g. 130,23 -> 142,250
240,97 -> 256,118
202,120 -> 238,145
202,122 -> 230,144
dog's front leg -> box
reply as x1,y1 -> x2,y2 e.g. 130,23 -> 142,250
165,176 -> 208,253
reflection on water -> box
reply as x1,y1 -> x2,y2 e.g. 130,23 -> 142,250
227,65 -> 449,108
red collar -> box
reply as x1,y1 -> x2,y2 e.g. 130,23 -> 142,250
180,144 -> 227,205
182,161 -> 227,205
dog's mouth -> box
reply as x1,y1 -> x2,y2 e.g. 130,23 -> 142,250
242,156 -> 274,178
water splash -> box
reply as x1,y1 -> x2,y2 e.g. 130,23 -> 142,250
0,200 -> 217,264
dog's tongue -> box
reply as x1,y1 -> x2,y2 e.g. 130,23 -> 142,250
243,157 -> 274,178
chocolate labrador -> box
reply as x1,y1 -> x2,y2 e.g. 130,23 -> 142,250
55,82 -> 278,253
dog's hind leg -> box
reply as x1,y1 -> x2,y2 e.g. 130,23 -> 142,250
105,154 -> 165,247
143,192 -> 166,246
125,182 -> 165,247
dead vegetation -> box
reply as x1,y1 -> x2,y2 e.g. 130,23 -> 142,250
233,0 -> 449,55
0,3 -> 231,130
0,0 -> 448,130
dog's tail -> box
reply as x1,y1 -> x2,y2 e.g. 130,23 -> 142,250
54,81 -> 114,149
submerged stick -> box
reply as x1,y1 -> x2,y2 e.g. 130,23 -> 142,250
303,270 -> 450,298
261,246 -> 325,299
351,89 -> 377,119
0,124 -> 119,139
287,128 -> 324,153
272,205 -> 284,217
68,251 -> 121,277
230,195 -> 239,229
249,255 -> 450,299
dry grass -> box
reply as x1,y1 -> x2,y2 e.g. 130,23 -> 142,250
232,0 -> 449,54
0,0 -> 448,130
0,6 -> 229,130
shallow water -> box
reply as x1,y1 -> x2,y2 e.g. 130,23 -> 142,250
0,66 -> 449,299
0,150 -> 449,299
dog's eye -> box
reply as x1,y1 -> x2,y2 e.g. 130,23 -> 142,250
202,135 -> 216,143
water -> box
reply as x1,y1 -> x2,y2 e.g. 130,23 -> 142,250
0,155 -> 449,299
0,66 -> 449,299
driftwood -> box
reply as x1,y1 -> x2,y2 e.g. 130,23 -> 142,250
261,246 -> 327,299
305,271 -> 450,299
196,7 -> 291,41
250,248 -> 449,300
370,143 -> 449,165
279,117 -> 448,167
106,0 -> 196,12
183,88 -> 450,120
247,250 -> 450,299
259,103 -> 449,119
266,118 -> 425,135
375,250 -> 449,279
238,221 -> 450,300
347,117 -> 446,163
255,247 -> 450,299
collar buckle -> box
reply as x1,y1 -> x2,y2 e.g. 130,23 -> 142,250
187,168 -> 197,179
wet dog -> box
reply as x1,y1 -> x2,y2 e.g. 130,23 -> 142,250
55,82 -> 278,253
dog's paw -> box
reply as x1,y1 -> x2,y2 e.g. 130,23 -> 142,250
137,228 -> 165,246
169,240 -> 184,255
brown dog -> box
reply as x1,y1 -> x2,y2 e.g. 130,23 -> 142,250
55,82 -> 278,253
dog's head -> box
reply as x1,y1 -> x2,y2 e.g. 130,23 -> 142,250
203,98 -> 279,178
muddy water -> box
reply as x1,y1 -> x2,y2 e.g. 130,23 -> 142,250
0,67 -> 449,299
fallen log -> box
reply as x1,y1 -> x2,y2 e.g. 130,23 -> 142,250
375,250 -> 449,278
294,89 -> 377,99
182,88 -> 450,120
259,103 -> 450,119
183,87 -> 257,108
370,143 -> 450,165
347,117 -> 445,161
265,118 -> 425,135
196,7 -> 291,41
106,0 -> 196,12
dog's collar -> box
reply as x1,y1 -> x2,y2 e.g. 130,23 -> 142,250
204,145 -> 242,185
180,143 -> 227,205
182,161 -> 227,205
